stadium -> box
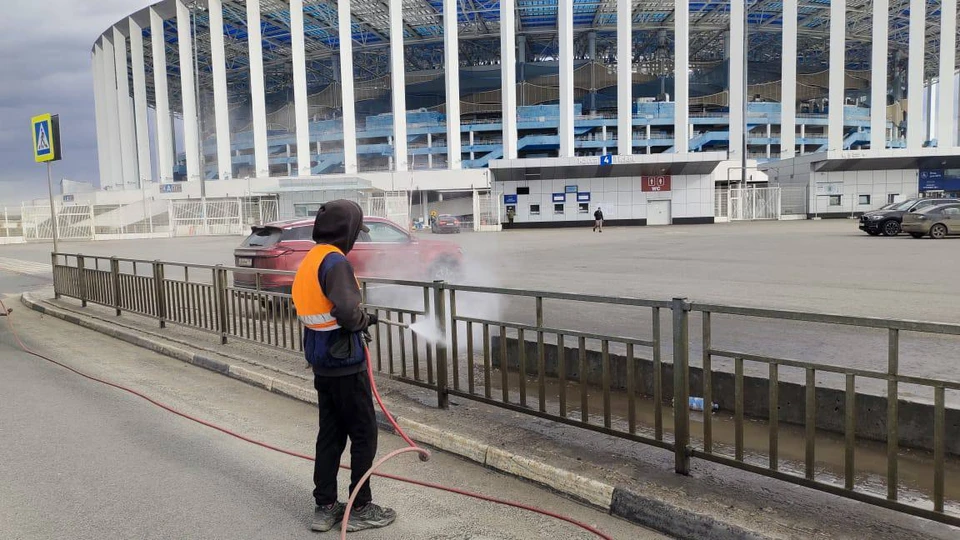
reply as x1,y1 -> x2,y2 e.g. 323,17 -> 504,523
76,0 -> 960,231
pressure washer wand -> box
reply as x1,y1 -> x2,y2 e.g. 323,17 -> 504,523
378,317 -> 409,329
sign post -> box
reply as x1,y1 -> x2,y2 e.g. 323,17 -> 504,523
32,113 -> 63,252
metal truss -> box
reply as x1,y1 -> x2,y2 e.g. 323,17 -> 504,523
133,0 -> 956,114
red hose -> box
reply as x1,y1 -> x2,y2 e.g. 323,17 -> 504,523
0,299 -> 614,540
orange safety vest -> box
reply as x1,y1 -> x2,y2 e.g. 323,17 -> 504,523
292,244 -> 347,331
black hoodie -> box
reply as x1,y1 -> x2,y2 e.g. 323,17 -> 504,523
306,200 -> 371,376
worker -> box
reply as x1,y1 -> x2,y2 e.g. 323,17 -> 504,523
291,200 -> 396,533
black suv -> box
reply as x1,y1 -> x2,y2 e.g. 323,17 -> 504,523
859,198 -> 959,236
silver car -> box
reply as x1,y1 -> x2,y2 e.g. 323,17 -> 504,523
902,203 -> 960,239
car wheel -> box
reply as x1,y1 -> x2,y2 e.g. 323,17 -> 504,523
881,220 -> 901,236
430,258 -> 461,282
930,224 -> 948,239
910,232 -> 924,239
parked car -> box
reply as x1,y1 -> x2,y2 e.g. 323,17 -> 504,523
431,214 -> 462,234
233,216 -> 463,293
902,203 -> 960,239
859,198 -> 959,236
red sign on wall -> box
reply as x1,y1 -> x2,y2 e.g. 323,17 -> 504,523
641,175 -> 672,192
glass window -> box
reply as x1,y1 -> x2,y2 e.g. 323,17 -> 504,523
530,204 -> 540,216
281,225 -> 312,241
859,195 -> 870,205
941,206 -> 960,216
294,203 -> 321,217
240,227 -> 282,247
517,187 -> 530,195
554,203 -> 564,214
578,203 -> 589,214
365,221 -> 409,243
887,193 -> 899,204
829,195 -> 842,206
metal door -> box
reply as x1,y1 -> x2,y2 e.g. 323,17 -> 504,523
648,200 -> 672,225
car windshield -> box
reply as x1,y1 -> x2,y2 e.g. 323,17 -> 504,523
893,200 -> 919,211
240,227 -> 282,247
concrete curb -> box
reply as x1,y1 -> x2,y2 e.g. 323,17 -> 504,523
23,293 -> 771,540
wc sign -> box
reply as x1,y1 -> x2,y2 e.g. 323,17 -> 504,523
641,175 -> 671,192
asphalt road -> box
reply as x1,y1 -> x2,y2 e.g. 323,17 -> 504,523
4,219 -> 960,392
0,301 -> 656,540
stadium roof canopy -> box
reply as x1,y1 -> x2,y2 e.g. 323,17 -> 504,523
110,0 -> 956,111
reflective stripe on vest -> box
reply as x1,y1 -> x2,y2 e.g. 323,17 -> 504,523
291,244 -> 343,331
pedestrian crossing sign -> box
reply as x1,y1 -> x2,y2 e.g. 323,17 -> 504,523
31,113 -> 62,163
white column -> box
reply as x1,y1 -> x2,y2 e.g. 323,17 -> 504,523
558,0 -> 574,157
729,0 -> 745,160
828,0 -> 846,151
209,0 -> 232,180
870,0 -> 889,151
674,0 -> 689,152
906,0 -> 925,149
937,0 -> 957,147
92,44 -> 113,189
176,0 -> 200,182
501,0 -> 518,159
617,0 -> 632,155
781,0 -> 798,158
390,0 -> 408,171
246,0 -> 269,177
338,0 -> 358,174
443,0 -> 462,169
114,26 -> 139,187
150,8 -> 174,183
290,0 -> 311,176
101,36 -> 124,189
129,19 -> 152,184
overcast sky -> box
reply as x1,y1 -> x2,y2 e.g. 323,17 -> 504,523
0,0 -> 146,206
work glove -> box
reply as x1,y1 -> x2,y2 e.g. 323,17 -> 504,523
366,312 -> 379,328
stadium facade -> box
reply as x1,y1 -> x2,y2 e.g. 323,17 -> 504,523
86,0 -> 960,226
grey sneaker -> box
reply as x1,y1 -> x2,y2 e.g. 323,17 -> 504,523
310,502 -> 346,532
345,503 -> 397,532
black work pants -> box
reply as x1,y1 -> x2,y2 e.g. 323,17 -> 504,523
313,370 -> 378,507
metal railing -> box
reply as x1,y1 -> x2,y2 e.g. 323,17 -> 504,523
50,253 -> 960,527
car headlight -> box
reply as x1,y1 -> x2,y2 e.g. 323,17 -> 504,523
915,215 -> 928,220
868,215 -> 884,220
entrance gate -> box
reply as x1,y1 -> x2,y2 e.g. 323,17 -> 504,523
726,186 -> 782,221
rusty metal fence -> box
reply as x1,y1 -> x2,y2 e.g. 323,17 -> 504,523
50,252 -> 960,527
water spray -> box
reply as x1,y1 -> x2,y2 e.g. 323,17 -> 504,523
380,316 -> 447,349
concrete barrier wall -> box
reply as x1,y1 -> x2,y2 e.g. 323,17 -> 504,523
491,336 -> 960,455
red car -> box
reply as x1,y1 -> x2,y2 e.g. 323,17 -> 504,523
233,216 -> 463,292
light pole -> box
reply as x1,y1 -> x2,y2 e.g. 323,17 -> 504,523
740,0 -> 749,191
190,1 -> 209,234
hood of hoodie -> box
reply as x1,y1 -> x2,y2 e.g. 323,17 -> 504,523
311,200 -> 369,254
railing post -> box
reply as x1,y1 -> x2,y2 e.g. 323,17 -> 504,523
153,261 -> 166,328
432,281 -> 449,409
672,297 -> 691,475
77,254 -> 88,307
51,252 -> 61,299
111,257 -> 122,316
215,265 -> 229,345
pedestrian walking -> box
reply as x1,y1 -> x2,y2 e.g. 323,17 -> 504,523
292,200 -> 397,533
593,207 -> 604,232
